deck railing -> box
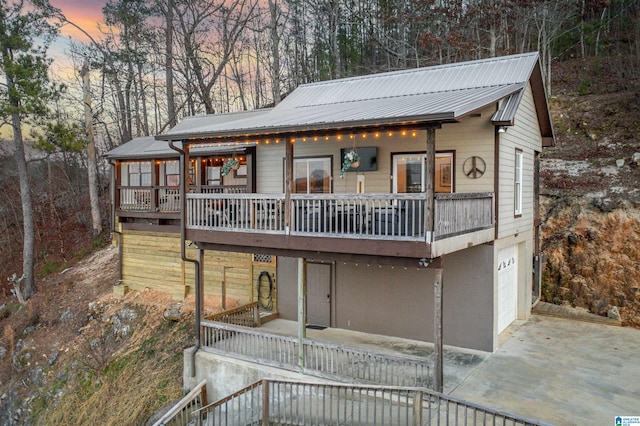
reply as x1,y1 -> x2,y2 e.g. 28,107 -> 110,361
187,192 -> 493,240
192,379 -> 548,426
434,192 -> 494,239
152,379 -> 207,426
117,185 -> 246,213
119,187 -> 152,211
204,302 -> 260,327
200,320 -> 431,388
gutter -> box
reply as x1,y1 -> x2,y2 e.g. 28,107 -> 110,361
169,140 -> 201,378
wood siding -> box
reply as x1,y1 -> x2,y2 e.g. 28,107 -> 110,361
120,230 -> 275,303
121,231 -> 185,298
497,84 -> 542,239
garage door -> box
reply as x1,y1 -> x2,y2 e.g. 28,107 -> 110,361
497,245 -> 518,333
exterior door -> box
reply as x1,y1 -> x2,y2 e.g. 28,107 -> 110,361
306,263 -> 331,328
497,245 -> 518,333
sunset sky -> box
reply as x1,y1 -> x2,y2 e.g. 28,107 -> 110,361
48,0 -> 107,77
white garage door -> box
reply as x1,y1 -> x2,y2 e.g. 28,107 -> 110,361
497,245 -> 518,333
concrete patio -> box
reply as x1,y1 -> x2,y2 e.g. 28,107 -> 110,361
260,313 -> 640,425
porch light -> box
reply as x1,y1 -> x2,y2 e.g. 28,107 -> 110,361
498,126 -> 508,133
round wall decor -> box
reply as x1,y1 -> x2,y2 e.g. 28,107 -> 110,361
463,156 -> 486,178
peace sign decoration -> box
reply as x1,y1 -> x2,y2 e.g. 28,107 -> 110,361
463,156 -> 486,179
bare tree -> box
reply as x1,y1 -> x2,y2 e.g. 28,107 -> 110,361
0,0 -> 61,301
81,59 -> 102,237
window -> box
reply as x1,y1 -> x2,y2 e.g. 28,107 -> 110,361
392,152 -> 453,193
127,161 -> 151,186
292,157 -> 331,193
206,165 -> 221,186
514,149 -> 523,216
165,160 -> 180,186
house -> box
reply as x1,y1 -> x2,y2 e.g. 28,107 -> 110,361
106,52 -> 554,397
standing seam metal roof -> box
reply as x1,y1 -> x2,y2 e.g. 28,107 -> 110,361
155,52 -> 551,142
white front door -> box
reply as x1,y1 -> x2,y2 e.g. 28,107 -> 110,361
497,245 -> 518,333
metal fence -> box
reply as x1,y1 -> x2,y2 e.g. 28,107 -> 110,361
200,320 -> 431,388
192,379 -> 549,426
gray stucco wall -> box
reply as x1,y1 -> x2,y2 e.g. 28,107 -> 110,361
276,244 -> 495,352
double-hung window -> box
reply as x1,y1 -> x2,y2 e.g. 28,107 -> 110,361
164,160 -> 180,186
126,161 -> 151,186
514,149 -> 523,216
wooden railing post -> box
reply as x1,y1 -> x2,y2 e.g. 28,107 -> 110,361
424,125 -> 440,243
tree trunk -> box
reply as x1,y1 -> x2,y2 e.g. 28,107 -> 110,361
166,0 -> 177,128
82,58 -> 103,237
268,0 -> 282,105
11,109 -> 36,300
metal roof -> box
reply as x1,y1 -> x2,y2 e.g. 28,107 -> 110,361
155,52 -> 553,143
104,136 -> 254,160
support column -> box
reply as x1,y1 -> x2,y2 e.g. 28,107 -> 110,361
424,125 -> 440,243
433,258 -> 444,393
284,138 -> 294,234
221,266 -> 227,310
196,248 -> 205,346
297,257 -> 307,373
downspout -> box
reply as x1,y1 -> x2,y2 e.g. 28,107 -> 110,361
169,140 -> 201,378
110,161 -> 123,283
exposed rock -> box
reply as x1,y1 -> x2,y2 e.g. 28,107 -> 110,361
59,307 -> 74,322
163,306 -> 182,322
632,152 -> 640,165
48,350 -> 58,366
608,306 -> 621,321
31,367 -> 45,387
117,307 -> 137,322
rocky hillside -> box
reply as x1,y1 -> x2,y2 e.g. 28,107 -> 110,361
541,57 -> 640,326
0,245 -> 195,425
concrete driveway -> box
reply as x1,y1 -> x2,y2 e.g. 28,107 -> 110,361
450,315 -> 640,425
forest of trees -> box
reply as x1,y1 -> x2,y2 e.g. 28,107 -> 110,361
1,0 -> 639,299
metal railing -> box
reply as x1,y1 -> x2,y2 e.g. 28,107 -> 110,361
204,302 -> 260,327
192,379 -> 548,426
200,321 -> 431,388
186,192 -> 494,240
152,379 -> 207,426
